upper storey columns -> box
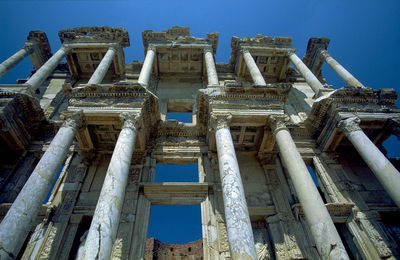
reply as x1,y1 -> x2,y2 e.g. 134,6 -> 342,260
241,48 -> 267,86
287,51 -> 324,95
269,116 -> 349,259
211,113 -> 257,260
339,117 -> 400,207
203,46 -> 219,86
81,113 -> 140,260
138,45 -> 156,87
0,42 -> 35,78
0,111 -> 83,259
87,45 -> 117,85
26,45 -> 70,91
320,50 -> 365,88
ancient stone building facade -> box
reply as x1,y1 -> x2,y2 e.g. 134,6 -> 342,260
0,26 -> 399,259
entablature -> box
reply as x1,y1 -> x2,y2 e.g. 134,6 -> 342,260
307,86 -> 400,151
302,37 -> 330,83
230,35 -> 294,83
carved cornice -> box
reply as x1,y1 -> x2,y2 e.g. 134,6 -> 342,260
120,112 -> 141,131
210,113 -> 232,130
142,26 -> 218,53
307,86 -> 399,134
338,117 -> 361,136
58,26 -> 130,47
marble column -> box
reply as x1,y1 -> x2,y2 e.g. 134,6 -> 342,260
204,46 -> 219,86
80,113 -> 140,260
242,48 -> 266,86
287,51 -> 324,94
269,116 -> 349,259
0,43 -> 35,78
26,45 -> 70,91
320,50 -> 365,88
212,113 -> 257,260
138,45 -> 156,86
0,111 -> 83,259
88,46 -> 117,85
339,117 -> 400,207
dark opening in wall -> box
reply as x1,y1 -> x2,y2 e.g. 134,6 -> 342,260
155,163 -> 198,182
334,223 -> 360,259
307,165 -> 327,204
69,216 -> 92,260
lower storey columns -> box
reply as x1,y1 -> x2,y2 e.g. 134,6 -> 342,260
320,50 -> 365,88
204,47 -> 219,85
339,117 -> 400,207
87,46 -> 117,85
0,111 -> 83,259
287,51 -> 324,95
242,48 -> 266,86
0,43 -> 34,78
212,113 -> 257,260
138,45 -> 156,87
26,45 -> 70,92
269,116 -> 349,259
80,112 -> 140,260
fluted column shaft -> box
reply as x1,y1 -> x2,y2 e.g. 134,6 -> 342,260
138,46 -> 156,86
339,117 -> 400,206
288,52 -> 324,94
212,114 -> 257,260
204,47 -> 219,85
0,44 -> 34,78
88,46 -> 117,85
81,113 -> 140,260
270,116 -> 349,259
320,50 -> 365,87
26,45 -> 70,91
0,111 -> 83,259
242,49 -> 266,86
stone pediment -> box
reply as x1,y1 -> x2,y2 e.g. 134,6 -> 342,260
58,26 -> 130,47
142,26 -> 218,53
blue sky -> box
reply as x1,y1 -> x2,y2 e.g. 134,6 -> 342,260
1,0 -> 400,243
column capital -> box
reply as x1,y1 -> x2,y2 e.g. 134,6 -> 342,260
147,45 -> 157,52
268,115 -> 289,134
62,110 -> 84,130
240,47 -> 250,54
120,112 -> 141,131
203,46 -> 213,53
319,49 -> 330,59
338,117 -> 361,136
210,113 -> 232,130
285,50 -> 295,57
23,41 -> 38,52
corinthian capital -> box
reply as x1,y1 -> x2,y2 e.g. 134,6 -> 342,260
62,110 -> 84,130
210,113 -> 232,131
319,49 -> 330,59
120,112 -> 141,131
268,115 -> 289,134
338,117 -> 362,136
203,46 -> 213,53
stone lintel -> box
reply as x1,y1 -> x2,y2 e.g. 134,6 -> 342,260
141,182 -> 210,205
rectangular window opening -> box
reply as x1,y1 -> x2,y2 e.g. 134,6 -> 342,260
147,204 -> 203,253
166,112 -> 193,123
307,164 -> 327,203
155,163 -> 199,182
